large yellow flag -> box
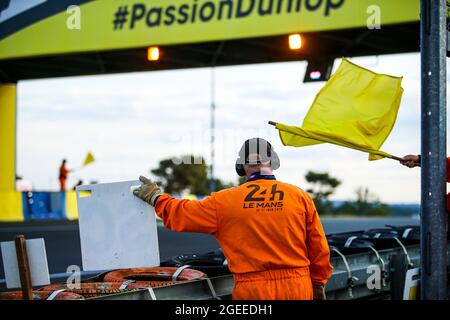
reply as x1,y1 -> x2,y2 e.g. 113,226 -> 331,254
273,58 -> 404,160
82,151 -> 95,167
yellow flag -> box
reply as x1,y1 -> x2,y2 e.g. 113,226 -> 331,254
274,58 -> 404,160
82,151 -> 95,167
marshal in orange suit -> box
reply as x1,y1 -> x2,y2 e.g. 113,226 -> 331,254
134,138 -> 333,300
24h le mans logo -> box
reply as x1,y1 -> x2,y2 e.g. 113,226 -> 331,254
243,184 -> 284,212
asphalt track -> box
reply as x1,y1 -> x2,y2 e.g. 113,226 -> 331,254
0,217 -> 418,289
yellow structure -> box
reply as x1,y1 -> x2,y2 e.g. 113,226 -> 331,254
65,191 -> 79,220
0,0 -> 419,60
0,192 -> 23,222
0,84 -> 16,192
0,84 -> 23,221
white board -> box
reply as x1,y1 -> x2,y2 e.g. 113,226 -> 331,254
76,180 -> 160,271
1,238 -> 50,289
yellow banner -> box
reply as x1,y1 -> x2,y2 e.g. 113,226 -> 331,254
0,0 -> 419,60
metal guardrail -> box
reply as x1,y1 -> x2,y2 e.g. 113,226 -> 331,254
89,275 -> 234,300
90,242 -> 450,300
326,244 -> 421,300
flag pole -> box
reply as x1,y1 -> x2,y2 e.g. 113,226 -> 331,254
388,155 -> 403,162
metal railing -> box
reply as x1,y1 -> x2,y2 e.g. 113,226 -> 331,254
90,242 -> 450,300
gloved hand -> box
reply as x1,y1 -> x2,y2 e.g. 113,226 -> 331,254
312,284 -> 326,300
133,176 -> 163,206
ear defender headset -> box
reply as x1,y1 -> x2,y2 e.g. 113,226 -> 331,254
235,138 -> 280,176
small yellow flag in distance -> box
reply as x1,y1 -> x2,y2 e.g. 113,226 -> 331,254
82,151 -> 95,167
273,58 -> 404,160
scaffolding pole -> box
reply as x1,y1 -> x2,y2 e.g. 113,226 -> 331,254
420,0 -> 448,300
209,66 -> 216,193
208,42 -> 224,193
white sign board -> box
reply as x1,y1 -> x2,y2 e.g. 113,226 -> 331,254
76,180 -> 160,271
1,238 -> 50,289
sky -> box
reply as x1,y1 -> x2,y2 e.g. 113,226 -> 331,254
15,52 -> 450,204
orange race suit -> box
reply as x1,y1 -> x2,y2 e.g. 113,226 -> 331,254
59,164 -> 69,192
154,174 -> 333,300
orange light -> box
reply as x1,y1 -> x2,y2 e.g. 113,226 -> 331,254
289,34 -> 302,50
147,46 -> 160,61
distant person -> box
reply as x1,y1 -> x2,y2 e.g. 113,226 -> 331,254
58,159 -> 71,191
72,179 -> 83,191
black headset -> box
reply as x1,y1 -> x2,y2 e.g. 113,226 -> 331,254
235,138 -> 280,176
